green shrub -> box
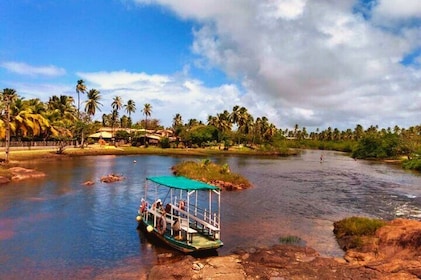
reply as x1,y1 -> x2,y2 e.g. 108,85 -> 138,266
172,160 -> 251,188
279,235 -> 302,245
403,158 -> 421,171
333,217 -> 386,250
334,217 -> 386,238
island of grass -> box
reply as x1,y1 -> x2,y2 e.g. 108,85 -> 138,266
171,159 -> 252,191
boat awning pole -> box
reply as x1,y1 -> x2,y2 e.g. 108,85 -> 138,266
208,190 -> 212,222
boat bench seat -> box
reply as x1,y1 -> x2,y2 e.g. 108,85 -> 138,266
148,207 -> 197,236
169,203 -> 220,233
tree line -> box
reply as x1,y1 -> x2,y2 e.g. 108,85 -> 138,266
1,82 -> 420,170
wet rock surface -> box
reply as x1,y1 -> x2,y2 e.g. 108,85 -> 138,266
146,219 -> 421,280
147,245 -> 401,280
8,167 -> 46,181
100,173 -> 124,183
342,219 -> 421,279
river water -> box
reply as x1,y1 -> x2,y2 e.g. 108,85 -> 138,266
1,150 -> 420,279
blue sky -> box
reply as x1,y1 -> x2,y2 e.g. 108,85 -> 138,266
1,0 -> 421,131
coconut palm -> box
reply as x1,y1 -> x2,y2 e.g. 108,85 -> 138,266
124,99 -> 136,128
75,80 -> 87,117
84,89 -> 102,117
142,103 -> 152,130
172,113 -> 183,129
1,88 -> 17,162
47,95 -> 77,126
111,96 -> 123,112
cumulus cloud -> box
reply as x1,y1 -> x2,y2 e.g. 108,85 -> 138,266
77,70 -> 242,126
1,61 -> 66,77
374,0 -> 421,19
132,0 -> 421,130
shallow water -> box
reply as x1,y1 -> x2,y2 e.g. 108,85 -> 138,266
0,150 -> 420,279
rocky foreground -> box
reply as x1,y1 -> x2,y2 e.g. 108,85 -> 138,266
146,219 -> 421,280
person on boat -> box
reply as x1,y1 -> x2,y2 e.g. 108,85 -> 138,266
172,218 -> 181,236
138,198 -> 147,214
152,199 -> 163,212
178,200 -> 186,211
157,211 -> 167,235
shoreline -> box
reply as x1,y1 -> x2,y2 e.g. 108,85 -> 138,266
0,144 -> 298,164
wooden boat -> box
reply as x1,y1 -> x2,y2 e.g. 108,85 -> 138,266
136,176 -> 223,253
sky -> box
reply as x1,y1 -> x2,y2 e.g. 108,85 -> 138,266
1,0 -> 420,132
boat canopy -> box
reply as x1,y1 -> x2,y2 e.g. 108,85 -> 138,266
146,176 -> 219,191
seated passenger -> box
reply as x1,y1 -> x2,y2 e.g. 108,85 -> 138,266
152,199 -> 163,211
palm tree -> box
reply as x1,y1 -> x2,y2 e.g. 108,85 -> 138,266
142,103 -> 152,130
110,96 -> 123,140
111,96 -> 123,113
124,99 -> 136,128
84,89 -> 102,117
1,88 -> 17,163
230,105 -> 241,127
75,80 -> 87,117
47,95 -> 77,125
172,113 -> 183,129
187,118 -> 200,128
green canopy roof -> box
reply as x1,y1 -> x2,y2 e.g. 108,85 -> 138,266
147,176 -> 219,191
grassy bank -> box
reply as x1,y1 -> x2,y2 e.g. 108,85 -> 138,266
1,144 -> 298,161
333,217 -> 386,250
172,159 -> 252,189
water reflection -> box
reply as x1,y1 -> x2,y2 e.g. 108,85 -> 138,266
0,151 -> 420,279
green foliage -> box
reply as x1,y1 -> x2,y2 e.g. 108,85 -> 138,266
115,130 -> 130,140
180,125 -> 218,147
352,134 -> 400,159
279,235 -> 303,245
333,217 -> 386,250
172,160 -> 251,188
160,137 -> 170,148
334,217 -> 386,238
403,158 -> 421,171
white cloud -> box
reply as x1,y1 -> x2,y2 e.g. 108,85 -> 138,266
1,61 -> 66,77
77,70 -> 242,126
131,0 -> 421,131
374,0 -> 421,19
76,70 -> 170,90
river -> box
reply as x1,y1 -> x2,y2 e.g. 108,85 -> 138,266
1,150 -> 420,279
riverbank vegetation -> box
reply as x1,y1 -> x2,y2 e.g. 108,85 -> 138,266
333,217 -> 386,250
171,159 -> 252,189
1,84 -> 420,171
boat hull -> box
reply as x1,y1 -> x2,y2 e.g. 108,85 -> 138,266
137,218 -> 223,253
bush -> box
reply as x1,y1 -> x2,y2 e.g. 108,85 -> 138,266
334,216 -> 386,237
352,134 -> 400,159
403,158 -> 421,171
279,235 -> 303,245
172,160 -> 251,188
160,137 -> 170,148
333,217 -> 386,250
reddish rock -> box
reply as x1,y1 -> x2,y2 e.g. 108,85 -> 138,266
146,219 -> 421,279
100,174 -> 124,183
82,180 -> 95,186
8,167 -> 46,181
0,176 -> 11,184
343,219 -> 421,279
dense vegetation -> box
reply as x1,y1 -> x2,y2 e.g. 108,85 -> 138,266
1,83 -> 420,170
171,159 -> 252,188
333,217 -> 387,250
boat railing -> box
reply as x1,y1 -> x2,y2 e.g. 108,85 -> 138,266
146,204 -> 198,243
143,201 -> 220,241
187,203 -> 220,228
171,203 -> 220,239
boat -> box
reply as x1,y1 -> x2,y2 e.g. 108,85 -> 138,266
136,175 -> 223,253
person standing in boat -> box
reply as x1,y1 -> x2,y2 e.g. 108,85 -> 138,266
157,211 -> 167,234
138,198 -> 147,214
152,199 -> 163,212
